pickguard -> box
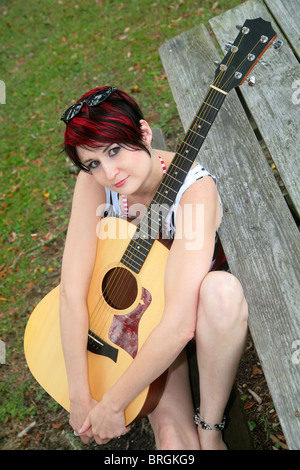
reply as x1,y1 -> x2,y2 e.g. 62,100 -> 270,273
108,287 -> 152,358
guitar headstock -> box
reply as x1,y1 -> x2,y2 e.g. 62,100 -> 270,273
214,18 -> 278,92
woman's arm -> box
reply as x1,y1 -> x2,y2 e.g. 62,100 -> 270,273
59,171 -> 106,436
80,175 -> 222,442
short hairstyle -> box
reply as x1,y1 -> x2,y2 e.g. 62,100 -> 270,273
63,87 -> 150,172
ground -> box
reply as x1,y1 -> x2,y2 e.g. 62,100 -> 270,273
1,304 -> 288,450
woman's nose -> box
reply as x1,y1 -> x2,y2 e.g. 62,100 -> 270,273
103,161 -> 120,181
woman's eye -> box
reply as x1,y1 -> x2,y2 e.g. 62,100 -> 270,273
89,161 -> 100,169
109,146 -> 121,157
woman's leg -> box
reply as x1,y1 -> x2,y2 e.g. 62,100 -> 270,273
195,271 -> 248,450
148,350 -> 200,450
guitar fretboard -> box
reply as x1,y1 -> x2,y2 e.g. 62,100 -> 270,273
121,87 -> 227,273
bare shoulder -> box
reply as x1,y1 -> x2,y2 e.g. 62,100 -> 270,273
67,171 -> 107,241
181,173 -> 219,201
72,170 -> 106,209
177,175 -> 222,234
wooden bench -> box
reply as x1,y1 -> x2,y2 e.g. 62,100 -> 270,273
157,0 -> 300,450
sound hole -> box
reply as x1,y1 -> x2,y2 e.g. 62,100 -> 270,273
102,267 -> 138,310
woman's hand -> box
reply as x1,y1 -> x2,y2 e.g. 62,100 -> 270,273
69,395 -> 97,444
79,395 -> 130,445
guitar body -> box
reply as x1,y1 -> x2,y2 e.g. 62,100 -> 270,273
24,217 -> 169,425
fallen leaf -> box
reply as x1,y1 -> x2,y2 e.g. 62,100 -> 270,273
130,85 -> 141,93
9,231 -> 17,242
244,401 -> 255,410
252,364 -> 262,375
52,422 -> 63,429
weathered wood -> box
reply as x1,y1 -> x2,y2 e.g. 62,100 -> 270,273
210,0 -> 300,218
159,21 -> 300,449
265,0 -> 300,60
153,129 -> 253,450
152,127 -> 168,151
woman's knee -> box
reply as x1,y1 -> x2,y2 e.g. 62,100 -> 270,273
198,271 -> 248,330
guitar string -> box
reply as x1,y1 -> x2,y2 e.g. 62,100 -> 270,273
93,32 -> 268,329
91,50 -> 237,330
88,82 -> 228,340
89,59 -> 235,338
88,36 -> 253,340
88,73 -> 231,339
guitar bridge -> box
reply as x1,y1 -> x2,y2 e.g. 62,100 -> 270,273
87,329 -> 118,362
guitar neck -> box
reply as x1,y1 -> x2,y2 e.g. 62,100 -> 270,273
121,86 -> 227,273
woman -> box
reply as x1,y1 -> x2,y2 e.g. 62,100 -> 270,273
59,86 -> 248,450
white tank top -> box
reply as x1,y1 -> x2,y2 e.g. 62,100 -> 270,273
102,159 -> 222,240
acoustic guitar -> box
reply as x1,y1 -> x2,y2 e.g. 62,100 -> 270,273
24,18 -> 277,425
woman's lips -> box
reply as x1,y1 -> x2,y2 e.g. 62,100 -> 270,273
114,177 -> 128,188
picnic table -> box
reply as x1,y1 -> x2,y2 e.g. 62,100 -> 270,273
158,0 -> 300,450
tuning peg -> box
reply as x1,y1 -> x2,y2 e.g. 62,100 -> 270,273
272,39 -> 283,50
258,58 -> 269,66
246,76 -> 256,87
236,24 -> 250,34
224,41 -> 234,51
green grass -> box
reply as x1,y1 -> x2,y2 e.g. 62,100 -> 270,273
0,0 -> 244,424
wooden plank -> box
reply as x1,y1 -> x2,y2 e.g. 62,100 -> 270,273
265,0 -> 300,60
154,129 -> 253,450
151,127 -> 168,151
159,23 -> 300,450
210,0 -> 300,218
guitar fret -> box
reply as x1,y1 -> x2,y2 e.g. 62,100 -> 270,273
122,252 -> 145,266
164,173 -> 182,185
175,150 -> 195,162
128,244 -> 149,258
195,116 -> 212,126
158,181 -> 179,194
188,128 -> 206,139
203,101 -> 219,111
122,255 -> 143,271
134,229 -> 154,242
123,245 -> 147,261
153,190 -> 174,204
169,162 -> 188,174
182,141 -> 199,151
120,85 -> 227,273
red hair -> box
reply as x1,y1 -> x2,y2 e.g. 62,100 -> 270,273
63,87 -> 150,172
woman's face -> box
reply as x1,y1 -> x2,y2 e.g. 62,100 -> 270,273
76,143 -> 152,196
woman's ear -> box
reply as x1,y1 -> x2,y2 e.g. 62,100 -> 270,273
139,119 -> 152,147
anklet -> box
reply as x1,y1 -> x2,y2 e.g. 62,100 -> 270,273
194,408 -> 226,431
